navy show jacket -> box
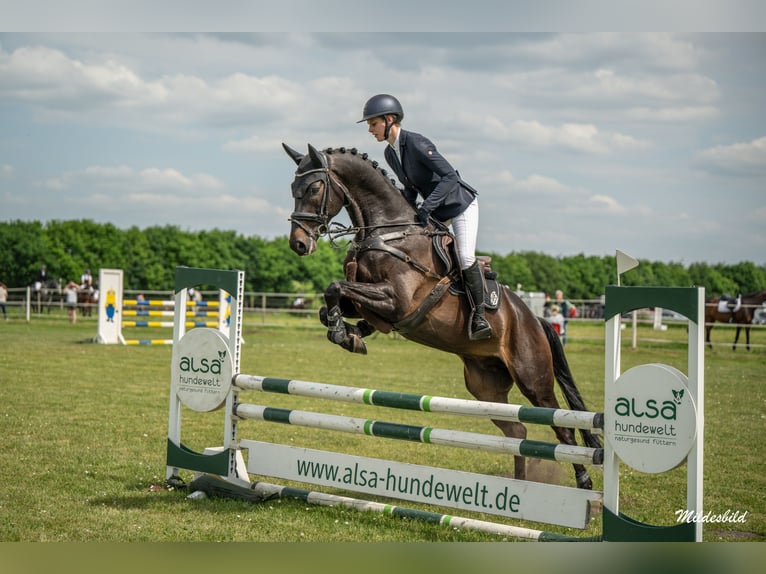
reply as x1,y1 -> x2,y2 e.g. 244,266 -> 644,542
383,128 -> 478,222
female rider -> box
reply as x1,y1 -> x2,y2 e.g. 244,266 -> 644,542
358,94 -> 491,341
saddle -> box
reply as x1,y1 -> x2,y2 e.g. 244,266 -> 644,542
344,225 -> 503,335
716,294 -> 741,314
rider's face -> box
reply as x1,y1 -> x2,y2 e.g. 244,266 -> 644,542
367,116 -> 391,142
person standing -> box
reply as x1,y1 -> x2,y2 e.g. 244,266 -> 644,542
546,304 -> 565,337
358,94 -> 491,340
65,280 -> 79,324
0,281 -> 8,320
554,290 -> 571,345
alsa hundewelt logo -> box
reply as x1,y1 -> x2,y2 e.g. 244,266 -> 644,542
178,349 -> 228,375
613,388 -> 684,420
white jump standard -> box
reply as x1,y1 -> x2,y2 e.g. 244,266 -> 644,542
165,267 -> 704,542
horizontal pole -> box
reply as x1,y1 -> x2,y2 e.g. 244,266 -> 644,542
234,403 -> 602,466
234,374 -> 603,433
123,321 -> 217,328
124,339 -> 173,345
123,299 -> 220,307
247,480 -> 594,541
123,310 -> 219,317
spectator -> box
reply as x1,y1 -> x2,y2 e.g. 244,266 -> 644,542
554,290 -> 574,345
188,287 -> 203,314
0,281 -> 8,320
546,304 -> 565,338
64,280 -> 79,324
542,293 -> 552,318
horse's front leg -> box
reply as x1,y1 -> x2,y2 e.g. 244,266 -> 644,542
323,279 -> 397,354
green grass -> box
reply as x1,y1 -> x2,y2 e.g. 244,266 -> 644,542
0,312 -> 764,542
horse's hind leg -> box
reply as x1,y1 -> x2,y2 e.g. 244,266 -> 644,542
462,357 -> 528,483
505,351 -> 594,490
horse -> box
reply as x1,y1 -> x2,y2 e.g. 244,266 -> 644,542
705,289 -> 766,351
78,285 -> 96,317
283,143 -> 602,490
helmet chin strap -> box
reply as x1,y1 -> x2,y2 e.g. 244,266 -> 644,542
383,116 -> 393,141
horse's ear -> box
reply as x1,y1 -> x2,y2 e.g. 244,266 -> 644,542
282,143 -> 304,165
307,143 -> 327,168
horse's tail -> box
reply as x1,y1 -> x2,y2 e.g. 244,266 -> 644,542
538,317 -> 602,450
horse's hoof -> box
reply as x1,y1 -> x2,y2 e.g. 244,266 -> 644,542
575,471 -> 593,490
338,335 -> 367,355
350,335 -> 368,355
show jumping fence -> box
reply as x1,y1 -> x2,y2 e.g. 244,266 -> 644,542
164,267 -> 704,541
95,268 -> 229,345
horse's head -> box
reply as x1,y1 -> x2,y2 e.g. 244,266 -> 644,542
283,143 -> 348,256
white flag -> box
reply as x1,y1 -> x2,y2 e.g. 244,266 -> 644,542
616,250 -> 639,285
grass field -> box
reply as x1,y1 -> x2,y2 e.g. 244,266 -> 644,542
0,310 -> 764,542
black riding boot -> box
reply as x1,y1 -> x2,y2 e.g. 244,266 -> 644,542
463,261 -> 492,341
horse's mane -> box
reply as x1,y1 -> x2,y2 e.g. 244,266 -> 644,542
323,146 -> 401,193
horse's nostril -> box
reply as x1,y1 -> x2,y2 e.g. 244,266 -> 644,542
291,239 -> 307,255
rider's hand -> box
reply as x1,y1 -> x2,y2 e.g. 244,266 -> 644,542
416,207 -> 430,226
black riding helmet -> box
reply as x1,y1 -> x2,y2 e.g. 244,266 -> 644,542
358,94 -> 404,139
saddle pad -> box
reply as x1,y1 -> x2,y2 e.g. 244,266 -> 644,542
716,296 -> 741,314
448,271 -> 501,312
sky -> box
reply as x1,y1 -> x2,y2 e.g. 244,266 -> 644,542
1,7 -> 765,266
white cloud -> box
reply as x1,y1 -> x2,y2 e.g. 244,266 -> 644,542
40,165 -> 224,192
224,135 -> 283,154
515,174 -> 571,194
587,194 -> 627,214
514,33 -> 701,71
627,106 -> 718,122
0,164 -> 14,177
483,118 -> 649,154
696,136 -> 766,176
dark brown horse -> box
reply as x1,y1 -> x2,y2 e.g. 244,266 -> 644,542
283,143 -> 601,490
705,289 -> 766,351
78,286 -> 96,317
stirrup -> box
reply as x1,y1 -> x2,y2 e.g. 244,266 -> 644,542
469,313 -> 492,341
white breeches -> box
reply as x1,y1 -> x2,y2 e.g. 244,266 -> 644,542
451,198 -> 479,270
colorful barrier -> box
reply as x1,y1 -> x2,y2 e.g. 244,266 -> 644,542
165,267 -> 705,541
96,268 -> 229,345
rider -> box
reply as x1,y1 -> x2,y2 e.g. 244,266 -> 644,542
358,94 -> 491,340
80,268 -> 93,290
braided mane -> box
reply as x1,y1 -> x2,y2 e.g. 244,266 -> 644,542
323,146 -> 399,190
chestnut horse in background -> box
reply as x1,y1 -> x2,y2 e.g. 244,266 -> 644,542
705,289 -> 766,351
283,143 -> 602,490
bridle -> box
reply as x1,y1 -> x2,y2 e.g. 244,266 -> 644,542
289,160 -> 418,247
289,164 -> 345,242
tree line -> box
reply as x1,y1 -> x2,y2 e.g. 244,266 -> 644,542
1,219 -> 764,299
